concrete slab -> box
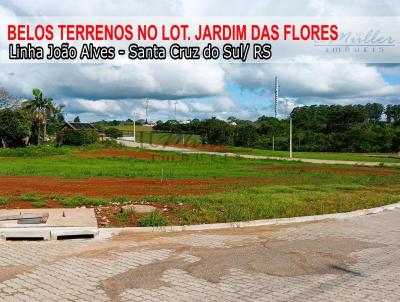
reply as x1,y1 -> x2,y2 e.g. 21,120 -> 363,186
122,204 -> 156,213
0,208 -> 97,228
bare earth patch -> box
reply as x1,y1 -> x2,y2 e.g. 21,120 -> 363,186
0,176 -> 267,199
76,149 -> 169,160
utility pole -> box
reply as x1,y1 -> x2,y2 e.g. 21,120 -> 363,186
174,101 -> 177,121
145,98 -> 149,124
272,76 -> 280,151
272,136 -> 275,152
274,76 -> 279,118
134,114 -> 136,142
289,118 -> 293,158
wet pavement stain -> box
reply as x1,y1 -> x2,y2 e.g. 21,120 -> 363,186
101,237 -> 379,301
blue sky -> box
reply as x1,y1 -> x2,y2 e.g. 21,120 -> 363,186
0,0 -> 399,122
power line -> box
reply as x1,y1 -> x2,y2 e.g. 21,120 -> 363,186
174,101 -> 178,121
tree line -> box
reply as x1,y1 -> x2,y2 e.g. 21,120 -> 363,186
1,88 -> 399,153
0,88 -> 64,147
155,103 -> 400,153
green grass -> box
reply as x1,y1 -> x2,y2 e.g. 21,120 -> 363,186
117,125 -> 153,132
140,183 -> 400,224
139,212 -> 169,227
0,197 -> 7,206
134,132 -> 201,145
0,146 -> 398,183
229,147 -> 400,163
0,145 -> 398,226
19,193 -> 43,202
117,211 -> 130,224
0,142 -> 121,158
31,201 -> 46,208
115,123 -> 201,145
60,195 -> 108,207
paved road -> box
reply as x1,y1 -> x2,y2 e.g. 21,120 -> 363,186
116,139 -> 400,167
0,209 -> 399,301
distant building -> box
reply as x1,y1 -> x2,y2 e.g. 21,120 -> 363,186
60,122 -> 105,140
62,122 -> 100,131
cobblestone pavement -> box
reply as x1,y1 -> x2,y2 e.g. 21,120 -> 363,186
1,209 -> 399,301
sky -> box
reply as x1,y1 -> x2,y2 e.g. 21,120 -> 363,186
0,0 -> 399,122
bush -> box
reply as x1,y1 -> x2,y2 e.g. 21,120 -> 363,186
59,129 -> 99,146
0,109 -> 31,147
139,212 -> 169,227
0,197 -> 7,206
99,139 -> 123,149
105,127 -> 123,139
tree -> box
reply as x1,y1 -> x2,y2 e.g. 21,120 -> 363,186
0,109 -> 31,148
58,129 -> 99,146
0,89 -> 20,109
365,103 -> 384,123
234,124 -> 257,147
105,127 -> 123,139
23,89 -> 56,144
385,105 -> 400,124
73,116 -> 81,123
200,118 -> 234,145
46,104 -> 65,136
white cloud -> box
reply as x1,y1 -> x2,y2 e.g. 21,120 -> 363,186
225,62 -> 400,99
0,63 -> 225,100
0,0 -> 399,122
60,96 -> 256,122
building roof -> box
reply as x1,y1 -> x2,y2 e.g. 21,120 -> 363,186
64,122 -> 99,131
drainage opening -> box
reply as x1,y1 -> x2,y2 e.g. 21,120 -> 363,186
6,237 -> 45,241
57,234 -> 95,240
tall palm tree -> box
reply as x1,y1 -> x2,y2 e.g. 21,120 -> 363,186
24,89 -> 55,145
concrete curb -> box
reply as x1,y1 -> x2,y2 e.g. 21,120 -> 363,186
99,201 -> 400,238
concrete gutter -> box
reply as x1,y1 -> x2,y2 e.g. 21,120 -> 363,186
99,202 -> 400,238
0,227 -> 99,241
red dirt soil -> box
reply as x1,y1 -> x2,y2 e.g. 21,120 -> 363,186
76,149 -> 168,160
0,176 -> 267,199
260,166 -> 395,177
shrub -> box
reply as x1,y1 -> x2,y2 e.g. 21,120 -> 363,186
60,195 -> 107,207
59,129 -> 99,146
19,192 -> 42,202
0,197 -> 7,206
139,212 -> 169,227
0,109 -> 31,147
105,127 -> 123,139
32,201 -> 46,208
100,139 -> 122,149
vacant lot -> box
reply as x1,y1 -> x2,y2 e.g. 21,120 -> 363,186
230,147 -> 400,163
116,124 -> 202,145
0,144 -> 399,227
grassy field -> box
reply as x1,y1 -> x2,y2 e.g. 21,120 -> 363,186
115,124 -> 202,145
116,126 -> 400,163
0,144 -> 399,227
116,124 -> 153,132
229,147 -> 400,163
134,132 -> 202,145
